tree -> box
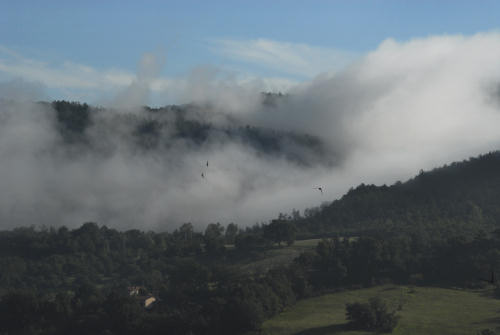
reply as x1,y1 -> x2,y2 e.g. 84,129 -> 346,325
225,223 -> 238,244
478,329 -> 497,335
53,100 -> 91,142
170,223 -> 203,256
177,223 -> 194,241
104,291 -> 143,334
313,239 -> 347,288
204,223 -> 225,254
263,220 -> 296,246
0,290 -> 40,333
345,297 -> 399,333
234,233 -> 267,252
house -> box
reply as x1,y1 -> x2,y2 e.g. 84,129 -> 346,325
127,286 -> 157,309
127,286 -> 145,296
144,296 -> 156,309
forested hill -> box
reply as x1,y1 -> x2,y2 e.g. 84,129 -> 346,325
297,152 -> 500,236
49,99 -> 334,167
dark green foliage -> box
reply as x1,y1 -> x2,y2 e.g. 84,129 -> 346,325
48,100 -> 333,166
0,223 -> 301,334
134,119 -> 162,149
294,151 -> 500,237
478,329 -> 497,335
345,297 -> 399,332
494,284 -> 500,298
3,211 -> 500,332
263,219 -> 296,246
234,125 -> 331,166
174,117 -> 211,144
53,100 -> 92,142
0,223 -> 498,334
103,291 -> 144,334
312,238 -> 348,287
5,151 -> 500,333
225,223 -> 238,244
234,233 -> 268,251
204,223 -> 225,254
0,290 -> 40,333
299,232 -> 500,289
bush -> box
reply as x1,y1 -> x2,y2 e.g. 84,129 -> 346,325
494,283 -> 500,299
345,297 -> 399,333
478,329 -> 497,335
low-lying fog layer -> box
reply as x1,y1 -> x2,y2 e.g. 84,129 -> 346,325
2,33 -> 500,230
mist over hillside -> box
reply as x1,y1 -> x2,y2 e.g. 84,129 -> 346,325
0,98 -> 338,230
3,33 -> 500,230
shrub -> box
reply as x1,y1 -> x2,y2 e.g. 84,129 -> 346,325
478,329 -> 497,335
345,297 -> 399,333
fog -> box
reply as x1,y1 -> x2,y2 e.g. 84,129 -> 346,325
2,33 -> 500,230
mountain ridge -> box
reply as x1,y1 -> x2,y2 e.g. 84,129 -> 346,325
293,151 -> 500,237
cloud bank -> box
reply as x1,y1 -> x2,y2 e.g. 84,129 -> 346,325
212,38 -> 358,78
0,45 -> 297,106
2,33 -> 500,230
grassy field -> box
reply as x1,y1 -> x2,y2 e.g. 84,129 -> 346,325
238,238 -> 321,274
262,285 -> 500,335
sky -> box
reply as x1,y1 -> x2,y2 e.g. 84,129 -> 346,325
3,2 -> 500,230
2,1 -> 500,104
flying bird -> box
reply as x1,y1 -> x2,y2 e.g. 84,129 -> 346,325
206,160 -> 209,167
201,172 -> 205,179
314,187 -> 323,194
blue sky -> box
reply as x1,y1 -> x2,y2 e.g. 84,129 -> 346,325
2,0 -> 500,104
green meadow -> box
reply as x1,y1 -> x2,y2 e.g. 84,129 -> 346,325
238,238 -> 321,274
262,285 -> 500,335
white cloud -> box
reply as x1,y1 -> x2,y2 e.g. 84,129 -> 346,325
270,32 -> 500,185
0,46 -> 135,91
0,45 -> 299,106
212,38 -> 358,78
5,33 -> 500,230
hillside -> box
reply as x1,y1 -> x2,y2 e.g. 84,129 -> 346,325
262,285 -> 500,335
296,151 -> 500,237
49,99 -> 334,167
3,151 -> 500,334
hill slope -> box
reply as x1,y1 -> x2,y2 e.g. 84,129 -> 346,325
49,100 -> 335,167
262,285 -> 500,335
297,151 -> 500,236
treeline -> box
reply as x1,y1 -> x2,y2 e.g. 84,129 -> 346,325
0,219 -> 299,289
0,220 -> 297,334
2,219 -> 500,334
0,221 -> 290,293
48,100 -> 332,167
0,257 -> 302,334
4,145 -> 500,333
284,151 -> 500,237
306,232 -> 500,289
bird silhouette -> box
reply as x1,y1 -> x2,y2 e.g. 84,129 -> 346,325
314,187 -> 323,194
201,172 -> 205,179
206,160 -> 209,167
